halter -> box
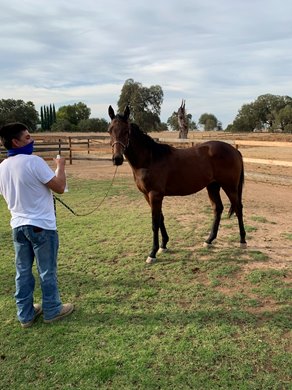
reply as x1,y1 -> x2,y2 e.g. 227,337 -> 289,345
110,120 -> 131,153
111,140 -> 127,149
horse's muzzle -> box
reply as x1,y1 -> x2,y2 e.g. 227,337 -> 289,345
112,154 -> 124,166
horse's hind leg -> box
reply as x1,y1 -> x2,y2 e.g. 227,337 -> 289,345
204,182 -> 224,247
223,187 -> 246,248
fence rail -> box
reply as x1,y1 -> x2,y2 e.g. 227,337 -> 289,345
1,134 -> 291,167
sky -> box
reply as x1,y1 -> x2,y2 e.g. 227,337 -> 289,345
1,0 -> 292,128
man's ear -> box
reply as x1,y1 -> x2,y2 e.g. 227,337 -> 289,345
11,138 -> 21,148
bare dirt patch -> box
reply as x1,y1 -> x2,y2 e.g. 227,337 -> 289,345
241,180 -> 292,270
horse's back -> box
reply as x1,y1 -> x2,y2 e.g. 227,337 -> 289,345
175,140 -> 242,168
168,140 -> 243,192
202,140 -> 242,164
198,140 -> 241,162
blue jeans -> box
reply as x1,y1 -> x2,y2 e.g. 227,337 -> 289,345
13,225 -> 62,323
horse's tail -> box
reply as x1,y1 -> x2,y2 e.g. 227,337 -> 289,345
228,158 -> 244,218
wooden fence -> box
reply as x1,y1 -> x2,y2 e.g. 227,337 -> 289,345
1,134 -> 292,167
0,135 -> 110,164
233,140 -> 292,167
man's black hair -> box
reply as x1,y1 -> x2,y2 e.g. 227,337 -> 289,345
0,123 -> 28,149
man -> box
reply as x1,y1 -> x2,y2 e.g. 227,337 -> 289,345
0,122 -> 74,328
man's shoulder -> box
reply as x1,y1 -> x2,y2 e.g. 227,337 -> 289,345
12,154 -> 42,162
28,154 -> 49,166
30,154 -> 45,161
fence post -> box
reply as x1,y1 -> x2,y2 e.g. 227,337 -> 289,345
69,137 -> 72,164
88,138 -> 90,154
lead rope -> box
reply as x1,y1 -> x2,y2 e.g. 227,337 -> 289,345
53,166 -> 118,217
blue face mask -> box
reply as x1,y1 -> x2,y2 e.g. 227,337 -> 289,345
7,140 -> 34,157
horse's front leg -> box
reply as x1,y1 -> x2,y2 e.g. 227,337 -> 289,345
146,192 -> 163,264
157,212 -> 169,254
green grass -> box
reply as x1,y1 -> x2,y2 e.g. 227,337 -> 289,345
0,177 -> 291,389
245,224 -> 258,233
281,232 -> 292,241
250,216 -> 269,223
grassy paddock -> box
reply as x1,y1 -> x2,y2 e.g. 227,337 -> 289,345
0,177 -> 291,389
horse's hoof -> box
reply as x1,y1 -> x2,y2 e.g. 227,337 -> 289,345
203,242 -> 212,248
158,247 -> 168,254
146,256 -> 157,264
240,242 -> 247,249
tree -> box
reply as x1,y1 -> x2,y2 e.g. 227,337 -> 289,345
167,112 -> 179,130
51,119 -> 74,132
78,118 -> 108,132
217,121 -> 223,131
157,122 -> 168,131
40,104 -> 57,130
253,94 -> 292,129
0,99 -> 39,130
57,102 -> 91,126
198,113 -> 219,131
275,105 -> 292,132
231,103 -> 258,132
167,111 -> 197,132
230,94 -> 292,132
117,79 -> 163,132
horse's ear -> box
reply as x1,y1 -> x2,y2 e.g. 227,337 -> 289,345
124,105 -> 130,120
108,105 -> 115,120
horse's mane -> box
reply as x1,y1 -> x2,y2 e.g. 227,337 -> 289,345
130,123 -> 173,160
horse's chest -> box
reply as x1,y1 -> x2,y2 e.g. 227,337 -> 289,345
134,169 -> 159,193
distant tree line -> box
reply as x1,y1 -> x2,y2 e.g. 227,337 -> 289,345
0,99 -> 39,131
227,94 -> 292,133
1,85 -> 292,133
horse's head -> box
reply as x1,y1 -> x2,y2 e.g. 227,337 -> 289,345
108,105 -> 130,166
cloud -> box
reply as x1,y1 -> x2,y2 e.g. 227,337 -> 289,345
1,0 -> 292,127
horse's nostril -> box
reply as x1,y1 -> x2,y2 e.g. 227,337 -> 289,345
113,155 -> 124,166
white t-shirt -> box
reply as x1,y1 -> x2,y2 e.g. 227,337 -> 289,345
0,154 -> 56,230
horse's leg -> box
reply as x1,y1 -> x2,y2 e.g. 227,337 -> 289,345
157,212 -> 169,254
223,186 -> 247,248
146,191 -> 163,264
204,182 -> 224,247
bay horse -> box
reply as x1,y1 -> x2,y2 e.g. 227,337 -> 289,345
108,105 -> 247,263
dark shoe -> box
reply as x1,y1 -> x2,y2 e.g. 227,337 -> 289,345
21,304 -> 42,328
43,303 -> 74,324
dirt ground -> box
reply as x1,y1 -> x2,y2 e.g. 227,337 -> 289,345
62,159 -> 292,271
